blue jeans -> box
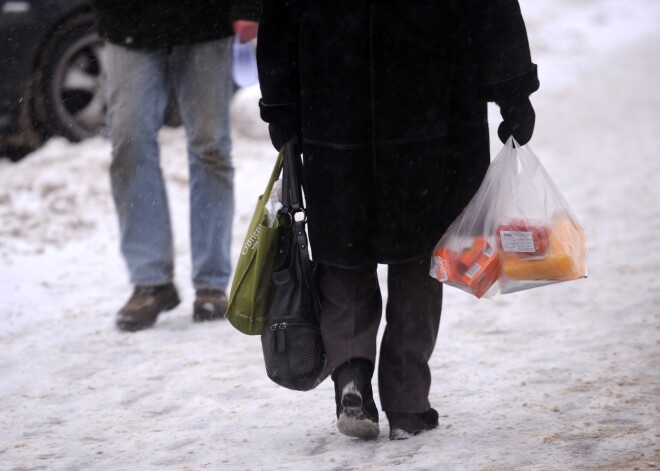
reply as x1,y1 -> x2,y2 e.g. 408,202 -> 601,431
106,39 -> 234,291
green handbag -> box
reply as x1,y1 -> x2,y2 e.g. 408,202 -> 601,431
226,150 -> 284,335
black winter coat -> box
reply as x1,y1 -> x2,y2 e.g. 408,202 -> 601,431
92,0 -> 260,49
258,0 -> 539,268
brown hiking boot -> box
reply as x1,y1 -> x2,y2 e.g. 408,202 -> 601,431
116,283 -> 180,332
193,289 -> 228,322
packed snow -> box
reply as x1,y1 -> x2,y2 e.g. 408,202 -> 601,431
1,1 -> 658,469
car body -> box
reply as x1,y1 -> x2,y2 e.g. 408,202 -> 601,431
0,0 -> 181,158
1,0 -> 100,153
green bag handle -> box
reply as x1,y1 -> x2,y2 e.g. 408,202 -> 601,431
263,148 -> 284,210
240,148 -> 284,236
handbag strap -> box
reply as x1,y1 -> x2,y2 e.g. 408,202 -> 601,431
282,140 -> 320,309
281,138 -> 304,213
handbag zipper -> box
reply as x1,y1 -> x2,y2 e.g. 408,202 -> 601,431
269,321 -> 319,354
270,321 -> 317,329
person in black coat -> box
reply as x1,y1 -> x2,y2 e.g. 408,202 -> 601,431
257,0 -> 538,439
92,1 -> 260,332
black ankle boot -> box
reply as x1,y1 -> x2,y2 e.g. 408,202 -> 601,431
333,359 -> 379,438
386,408 -> 439,440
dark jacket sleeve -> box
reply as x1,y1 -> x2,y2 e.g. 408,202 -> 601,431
461,0 -> 539,103
230,0 -> 261,22
256,0 -> 305,124
90,0 -> 137,39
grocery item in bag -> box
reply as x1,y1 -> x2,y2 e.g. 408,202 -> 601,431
500,214 -> 586,281
496,219 -> 548,258
433,237 -> 499,298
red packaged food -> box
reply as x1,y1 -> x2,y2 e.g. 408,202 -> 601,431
433,238 -> 499,298
456,237 -> 500,298
496,219 -> 549,258
433,248 -> 459,282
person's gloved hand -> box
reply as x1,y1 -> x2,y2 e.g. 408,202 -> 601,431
497,97 -> 536,145
268,122 -> 301,152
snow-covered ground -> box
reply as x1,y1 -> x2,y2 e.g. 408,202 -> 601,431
1,1 -> 659,469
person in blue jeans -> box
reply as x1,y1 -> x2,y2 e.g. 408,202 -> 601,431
92,1 -> 260,331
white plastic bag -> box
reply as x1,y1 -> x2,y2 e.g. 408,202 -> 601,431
232,36 -> 259,87
430,138 -> 587,298
265,179 -> 282,228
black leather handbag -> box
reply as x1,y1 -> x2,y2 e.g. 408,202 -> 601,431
261,139 -> 330,391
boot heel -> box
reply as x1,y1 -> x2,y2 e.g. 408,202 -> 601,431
337,382 -> 379,437
341,392 -> 363,410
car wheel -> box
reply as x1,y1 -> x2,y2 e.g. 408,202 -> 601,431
33,12 -> 106,142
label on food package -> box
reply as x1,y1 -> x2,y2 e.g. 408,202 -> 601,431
434,255 -> 450,282
499,231 -> 536,253
464,263 -> 482,279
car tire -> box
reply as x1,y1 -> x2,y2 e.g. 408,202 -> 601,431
32,11 -> 107,142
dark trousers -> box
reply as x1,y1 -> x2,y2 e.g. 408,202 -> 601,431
318,257 -> 443,413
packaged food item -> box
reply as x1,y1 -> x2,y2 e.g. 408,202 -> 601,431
457,237 -> 500,298
432,247 -> 459,283
496,219 -> 548,258
432,237 -> 499,298
500,214 -> 586,281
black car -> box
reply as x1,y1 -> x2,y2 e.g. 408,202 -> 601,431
0,0 -> 179,158
1,1 -> 102,152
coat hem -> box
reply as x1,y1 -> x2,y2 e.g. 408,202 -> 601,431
102,32 -> 235,50
313,252 -> 431,270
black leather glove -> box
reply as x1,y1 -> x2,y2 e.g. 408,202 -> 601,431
497,97 -> 536,146
268,123 -> 302,153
